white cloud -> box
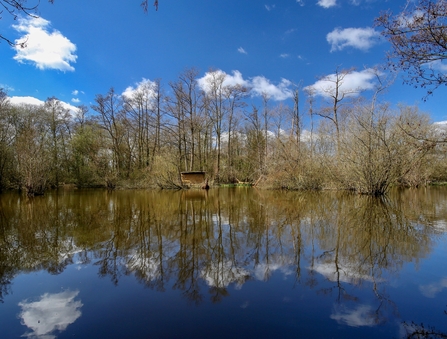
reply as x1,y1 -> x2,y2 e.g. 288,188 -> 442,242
428,60 -> 447,72
397,9 -> 425,28
13,16 -> 77,71
265,4 -> 276,11
327,27 -> 381,52
197,70 -> 248,93
72,90 -> 79,96
198,70 -> 294,101
304,68 -> 378,98
71,98 -> 80,103
251,76 -> 294,101
238,47 -> 247,54
317,0 -> 337,8
10,96 -> 79,115
9,96 -> 45,106
280,53 -> 290,58
331,305 -> 378,327
19,290 -> 82,339
60,101 -> 79,113
296,0 -> 305,6
122,78 -> 157,99
224,70 -> 250,87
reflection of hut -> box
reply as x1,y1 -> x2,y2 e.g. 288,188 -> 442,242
180,171 -> 207,188
181,189 -> 208,201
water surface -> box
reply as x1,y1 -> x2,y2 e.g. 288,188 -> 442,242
0,187 -> 446,338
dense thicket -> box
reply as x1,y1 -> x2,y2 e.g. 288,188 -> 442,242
0,68 -> 444,196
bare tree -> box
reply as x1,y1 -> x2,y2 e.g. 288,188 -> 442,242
123,79 -> 163,170
376,0 -> 447,97
91,88 -> 128,186
0,89 -> 14,190
43,97 -> 72,186
203,70 -> 227,180
337,68 -> 433,196
224,84 -> 248,174
13,104 -> 51,195
310,68 -> 360,155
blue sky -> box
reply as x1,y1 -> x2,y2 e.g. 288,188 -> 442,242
0,0 -> 446,122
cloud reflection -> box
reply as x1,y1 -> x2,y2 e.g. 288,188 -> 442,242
19,290 -> 82,339
313,261 -> 380,284
201,261 -> 250,289
331,304 -> 379,327
419,278 -> 447,298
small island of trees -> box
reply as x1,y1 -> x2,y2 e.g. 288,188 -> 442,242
0,66 -> 446,197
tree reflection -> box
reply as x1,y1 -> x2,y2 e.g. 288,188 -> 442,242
402,321 -> 447,339
0,187 -> 446,327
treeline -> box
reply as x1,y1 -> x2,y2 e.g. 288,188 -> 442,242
0,67 -> 446,196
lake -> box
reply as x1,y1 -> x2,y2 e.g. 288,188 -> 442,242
0,187 -> 446,339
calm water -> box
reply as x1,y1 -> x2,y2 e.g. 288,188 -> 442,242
0,187 -> 447,339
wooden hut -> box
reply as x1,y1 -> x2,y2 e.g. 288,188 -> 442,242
180,171 -> 208,188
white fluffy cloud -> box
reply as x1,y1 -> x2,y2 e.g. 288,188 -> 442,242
428,60 -> 447,72
327,27 -> 381,52
10,96 -> 79,114
304,68 -> 378,98
9,96 -> 45,106
197,70 -> 248,92
251,76 -> 294,101
122,78 -> 158,99
317,0 -> 337,8
13,17 -> 77,71
197,70 -> 294,101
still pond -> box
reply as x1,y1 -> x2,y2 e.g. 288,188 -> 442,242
0,187 -> 447,338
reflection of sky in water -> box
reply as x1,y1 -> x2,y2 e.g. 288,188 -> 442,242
331,304 -> 378,327
127,254 -> 161,281
420,278 -> 447,298
19,290 -> 82,339
201,261 -> 250,288
312,261 -> 382,285
1,188 -> 447,339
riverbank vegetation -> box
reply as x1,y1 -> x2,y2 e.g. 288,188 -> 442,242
0,67 -> 446,196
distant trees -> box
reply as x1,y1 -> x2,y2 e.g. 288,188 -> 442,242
0,65 -> 445,196
376,0 -> 447,96
13,104 -> 52,196
0,89 -> 14,191
44,97 -> 72,186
